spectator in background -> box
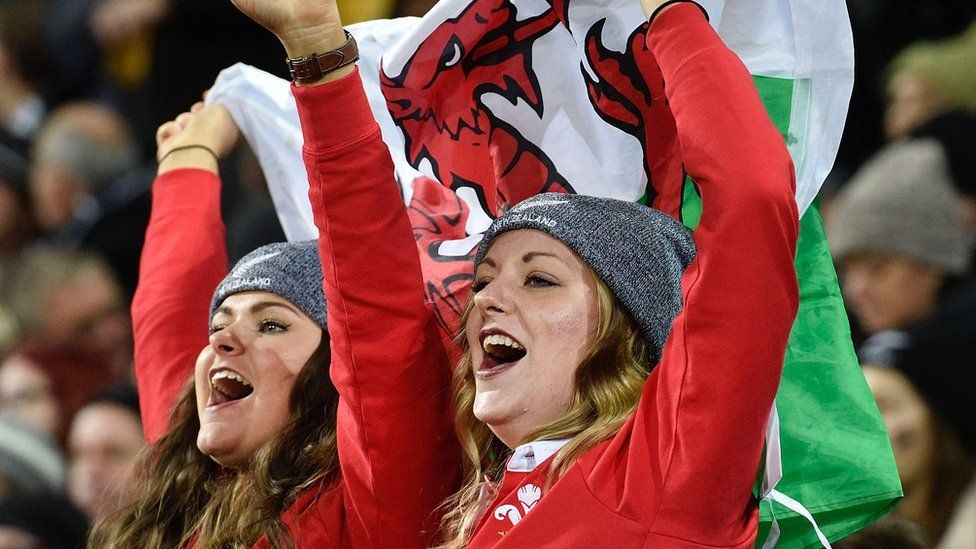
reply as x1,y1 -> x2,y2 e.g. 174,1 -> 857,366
819,6 -> 976,213
66,383 -> 143,521
0,145 -> 33,272
885,21 -> 976,142
29,102 -> 150,297
3,249 -> 131,376
859,332 -> 976,547
0,342 -> 117,447
0,1 -> 50,155
912,112 -> 976,232
0,495 -> 89,549
827,140 -> 973,343
830,135 -> 976,547
836,0 -> 976,178
29,103 -> 138,235
0,145 -> 34,350
43,0 -> 286,156
0,413 -> 65,499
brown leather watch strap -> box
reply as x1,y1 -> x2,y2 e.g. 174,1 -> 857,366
285,31 -> 360,83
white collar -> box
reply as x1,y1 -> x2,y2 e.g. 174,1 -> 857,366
507,438 -> 571,473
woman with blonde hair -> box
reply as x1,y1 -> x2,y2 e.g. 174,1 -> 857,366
437,1 -> 799,545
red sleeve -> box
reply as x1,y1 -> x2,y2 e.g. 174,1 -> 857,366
132,169 -> 228,444
292,71 -> 459,548
587,5 -> 800,545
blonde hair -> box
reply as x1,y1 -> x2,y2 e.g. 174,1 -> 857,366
438,276 -> 649,547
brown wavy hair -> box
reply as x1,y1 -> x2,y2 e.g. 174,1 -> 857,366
89,334 -> 339,548
438,277 -> 650,548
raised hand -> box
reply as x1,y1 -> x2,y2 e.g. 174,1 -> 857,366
229,0 -> 346,58
156,102 -> 240,174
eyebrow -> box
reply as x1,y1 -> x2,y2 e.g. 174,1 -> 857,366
215,300 -> 301,317
522,251 -> 560,263
476,251 -> 561,270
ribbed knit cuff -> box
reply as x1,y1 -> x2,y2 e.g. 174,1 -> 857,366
291,68 -> 380,156
646,2 -> 720,76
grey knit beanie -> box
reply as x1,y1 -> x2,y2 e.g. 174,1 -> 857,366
828,139 -> 973,274
210,240 -> 326,328
474,194 -> 696,364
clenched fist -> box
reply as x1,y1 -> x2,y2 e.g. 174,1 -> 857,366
156,102 -> 240,174
230,0 -> 347,58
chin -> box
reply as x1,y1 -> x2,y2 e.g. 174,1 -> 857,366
197,429 -> 246,468
472,394 -> 505,425
473,401 -> 526,448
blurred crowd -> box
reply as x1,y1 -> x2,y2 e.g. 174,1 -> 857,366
0,0 -> 972,547
823,3 -> 976,546
0,0 -> 435,546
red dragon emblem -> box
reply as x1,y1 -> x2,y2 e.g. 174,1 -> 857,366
383,1 -> 683,336
381,0 -> 576,214
381,0 -> 578,336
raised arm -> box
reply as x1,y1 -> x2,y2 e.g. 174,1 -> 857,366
296,71 -> 457,548
604,3 -> 800,544
231,3 -> 458,546
132,105 -> 238,443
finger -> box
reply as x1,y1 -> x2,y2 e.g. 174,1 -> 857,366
190,101 -> 206,113
155,121 -> 181,144
202,89 -> 211,101
175,112 -> 194,128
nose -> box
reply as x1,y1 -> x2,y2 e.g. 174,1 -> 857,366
210,325 -> 245,356
472,279 -> 510,316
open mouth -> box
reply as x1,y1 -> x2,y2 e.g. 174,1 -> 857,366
478,331 -> 527,377
209,369 -> 254,407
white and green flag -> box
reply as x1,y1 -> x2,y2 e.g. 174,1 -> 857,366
208,0 -> 901,545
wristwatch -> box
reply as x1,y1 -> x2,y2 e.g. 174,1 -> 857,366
285,31 -> 360,83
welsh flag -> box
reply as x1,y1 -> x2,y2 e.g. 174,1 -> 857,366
207,0 -> 901,545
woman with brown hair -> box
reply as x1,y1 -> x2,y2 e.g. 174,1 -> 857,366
90,54 -> 456,547
860,329 -> 976,546
0,341 -> 115,448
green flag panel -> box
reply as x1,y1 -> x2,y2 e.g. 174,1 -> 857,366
679,76 -> 901,548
